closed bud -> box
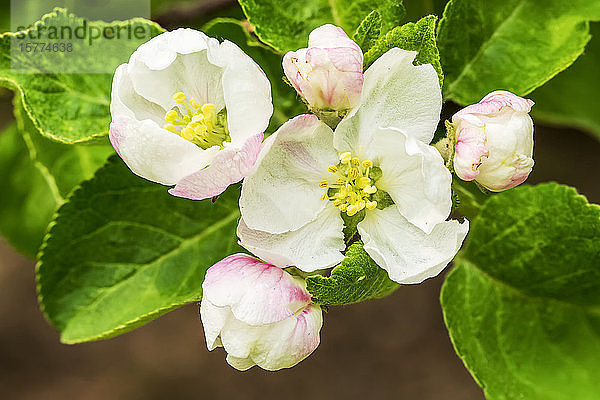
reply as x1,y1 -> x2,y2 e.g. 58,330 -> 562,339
451,90 -> 535,191
283,24 -> 363,114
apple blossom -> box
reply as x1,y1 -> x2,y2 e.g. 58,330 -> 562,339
283,24 -> 363,126
200,254 -> 322,371
239,49 -> 469,284
109,28 -> 273,200
450,90 -> 535,191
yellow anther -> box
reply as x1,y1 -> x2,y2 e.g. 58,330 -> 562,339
364,185 -> 377,194
333,199 -> 342,207
339,152 -> 352,164
347,168 -> 359,179
192,114 -> 205,123
339,203 -> 348,212
320,193 -> 328,201
319,180 -> 329,188
357,200 -> 366,211
201,103 -> 217,114
190,97 -> 201,109
357,176 -> 371,189
351,157 -> 360,167
165,110 -> 179,122
164,124 -> 177,133
328,164 -> 338,173
181,127 -> 195,141
366,200 -> 377,210
337,187 -> 348,198
362,159 -> 373,168
347,204 -> 359,217
336,177 -> 345,185
173,92 -> 186,104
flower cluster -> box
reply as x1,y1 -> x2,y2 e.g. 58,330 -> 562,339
110,25 -> 535,371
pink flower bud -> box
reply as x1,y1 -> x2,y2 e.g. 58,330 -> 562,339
200,254 -> 322,371
451,91 -> 535,191
283,24 -> 363,112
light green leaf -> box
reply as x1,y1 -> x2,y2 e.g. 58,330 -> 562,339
0,8 -> 163,143
442,183 -> 600,400
0,102 -> 113,257
363,15 -> 443,86
202,18 -> 305,131
531,23 -> 600,140
238,0 -> 405,53
438,0 -> 600,105
37,157 -> 243,344
307,243 -> 399,305
352,10 -> 382,54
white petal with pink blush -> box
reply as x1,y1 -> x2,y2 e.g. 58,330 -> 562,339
109,28 -> 273,200
200,254 -> 322,371
451,90 -> 535,191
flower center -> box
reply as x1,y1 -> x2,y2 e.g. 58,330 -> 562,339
163,92 -> 230,149
319,152 -> 379,217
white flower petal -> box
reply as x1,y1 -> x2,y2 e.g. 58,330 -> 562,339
208,40 -> 273,146
334,48 -> 442,153
109,116 -> 218,185
202,254 -> 311,326
240,114 -> 338,234
237,206 -> 345,272
199,300 -> 230,351
168,133 -> 263,200
358,207 -> 469,284
110,64 -> 165,124
368,128 -> 452,234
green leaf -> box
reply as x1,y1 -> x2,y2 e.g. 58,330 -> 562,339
441,183 -> 600,400
307,243 -> 399,305
363,15 -> 443,86
202,18 -> 305,132
531,23 -> 600,140
438,0 -> 600,105
403,0 -> 449,21
452,178 -> 487,220
0,102 -> 113,257
238,0 -> 406,53
37,157 -> 243,344
352,10 -> 382,53
0,8 -> 164,143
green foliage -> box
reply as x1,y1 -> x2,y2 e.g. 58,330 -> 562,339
0,102 -> 113,257
363,15 -> 443,86
307,243 -> 399,305
438,0 -> 600,105
451,178 -> 487,220
0,8 -> 163,143
37,157 -> 243,344
531,23 -> 600,140
202,18 -> 305,131
238,0 -> 406,53
352,11 -> 382,53
403,0 -> 448,21
442,183 -> 600,399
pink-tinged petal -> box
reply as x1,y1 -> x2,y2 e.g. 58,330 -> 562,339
202,254 -> 311,326
358,207 -> 469,284
282,24 -> 363,111
109,116 -> 218,185
168,132 -> 263,200
454,90 -> 534,119
454,126 -> 489,181
237,205 -> 345,272
239,114 -> 338,234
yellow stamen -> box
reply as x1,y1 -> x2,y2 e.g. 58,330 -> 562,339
328,165 -> 338,173
366,201 -> 377,210
339,152 -> 352,164
319,180 -> 329,188
320,193 -> 328,201
173,92 -> 186,104
364,185 -> 377,194
362,160 -> 373,168
351,157 -> 360,167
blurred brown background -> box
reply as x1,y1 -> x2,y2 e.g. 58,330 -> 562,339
2,1 -> 600,398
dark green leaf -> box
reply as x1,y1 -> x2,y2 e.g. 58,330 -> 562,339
438,0 -> 600,105
531,23 -> 600,140
307,243 -> 399,305
442,183 -> 600,399
238,0 -> 405,53
37,157 -> 243,344
363,15 -> 443,86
